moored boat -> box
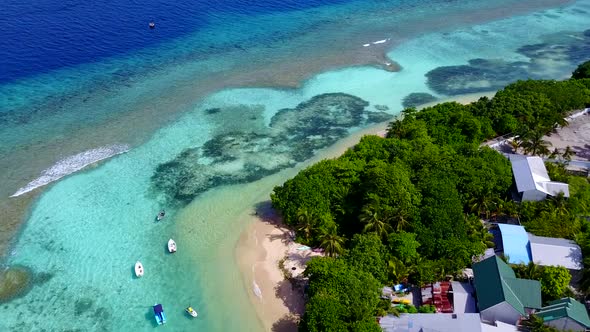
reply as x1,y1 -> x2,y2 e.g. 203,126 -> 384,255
156,210 -> 165,221
153,303 -> 166,325
186,306 -> 198,318
135,261 -> 144,277
168,239 -> 177,253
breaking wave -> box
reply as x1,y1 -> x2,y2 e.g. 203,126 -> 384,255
10,144 -> 130,197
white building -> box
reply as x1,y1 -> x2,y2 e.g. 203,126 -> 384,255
528,233 -> 583,271
380,313 -> 482,332
509,155 -> 569,201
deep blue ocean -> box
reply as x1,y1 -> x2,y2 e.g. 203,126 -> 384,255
0,0 -> 356,83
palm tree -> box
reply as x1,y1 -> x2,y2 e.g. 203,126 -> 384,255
319,227 -> 345,257
464,214 -> 494,248
387,120 -> 405,139
392,207 -> 411,232
518,130 -> 552,156
546,192 -> 569,217
296,208 -> 316,242
522,261 -> 542,280
359,206 -> 392,239
478,225 -> 495,248
495,198 -> 519,219
508,139 -> 520,153
562,146 -> 575,162
549,148 -> 560,160
554,116 -> 569,130
468,195 -> 496,219
388,257 -> 412,284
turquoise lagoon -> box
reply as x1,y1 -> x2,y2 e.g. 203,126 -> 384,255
3,0 -> 590,331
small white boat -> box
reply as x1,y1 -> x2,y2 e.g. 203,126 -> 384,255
135,261 -> 144,277
186,306 -> 198,318
168,239 -> 177,253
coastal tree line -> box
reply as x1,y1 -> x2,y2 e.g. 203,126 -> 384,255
270,61 -> 590,331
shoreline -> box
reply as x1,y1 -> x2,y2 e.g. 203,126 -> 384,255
234,92 -> 497,331
234,122 -> 391,332
0,0 -> 575,262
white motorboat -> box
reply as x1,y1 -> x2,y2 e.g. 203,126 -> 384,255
186,306 -> 198,318
135,261 -> 144,277
168,239 -> 177,253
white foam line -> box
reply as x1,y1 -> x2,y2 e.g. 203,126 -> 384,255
372,38 -> 390,45
10,144 -> 130,197
363,38 -> 390,47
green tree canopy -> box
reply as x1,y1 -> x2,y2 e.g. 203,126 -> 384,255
572,60 -> 590,79
388,231 -> 420,264
345,234 -> 389,283
540,265 -> 571,301
301,257 -> 381,331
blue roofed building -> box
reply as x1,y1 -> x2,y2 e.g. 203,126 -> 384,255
492,224 -> 583,272
496,224 -> 531,265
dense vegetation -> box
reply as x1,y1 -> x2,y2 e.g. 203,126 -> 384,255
572,60 -> 590,80
512,262 -> 572,302
270,73 -> 590,331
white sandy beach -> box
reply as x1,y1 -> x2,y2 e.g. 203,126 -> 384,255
545,110 -> 590,161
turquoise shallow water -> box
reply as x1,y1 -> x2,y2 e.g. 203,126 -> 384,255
3,0 -> 590,331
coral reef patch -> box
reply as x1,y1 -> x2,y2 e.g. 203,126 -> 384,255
402,92 -> 438,108
151,93 -> 389,204
425,29 -> 590,95
0,266 -> 32,303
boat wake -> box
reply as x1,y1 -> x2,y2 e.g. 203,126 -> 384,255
10,144 -> 130,197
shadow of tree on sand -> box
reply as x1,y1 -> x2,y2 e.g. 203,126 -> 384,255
271,314 -> 299,332
254,200 -> 293,246
253,201 -> 281,224
274,279 -> 306,315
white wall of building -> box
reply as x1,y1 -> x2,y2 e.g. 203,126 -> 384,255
481,302 -> 521,326
546,318 -> 585,332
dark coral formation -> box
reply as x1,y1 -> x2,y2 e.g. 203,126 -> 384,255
426,59 -> 532,95
34,271 -> 54,285
204,108 -> 221,114
0,266 -> 32,303
151,93 -> 388,204
74,298 -> 94,316
402,92 -> 438,108
425,29 -> 590,96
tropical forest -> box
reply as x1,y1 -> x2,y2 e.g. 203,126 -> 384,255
270,61 -> 590,331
